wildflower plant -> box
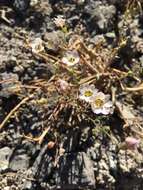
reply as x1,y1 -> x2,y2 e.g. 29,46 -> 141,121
54,15 -> 66,28
1,1 -> 142,166
62,50 -> 80,66
53,15 -> 68,34
23,21 -> 141,147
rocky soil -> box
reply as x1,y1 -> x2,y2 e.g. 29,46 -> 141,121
0,0 -> 143,190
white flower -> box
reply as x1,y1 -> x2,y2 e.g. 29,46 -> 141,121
30,38 -> 44,54
62,50 -> 80,66
54,15 -> 66,28
79,84 -> 98,102
91,92 -> 114,115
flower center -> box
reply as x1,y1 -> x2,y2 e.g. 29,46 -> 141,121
84,90 -> 93,97
36,44 -> 42,50
68,56 -> 75,63
94,98 -> 104,107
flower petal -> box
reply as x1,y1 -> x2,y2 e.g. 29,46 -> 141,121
79,84 -> 88,93
101,107 -> 111,115
104,101 -> 113,107
95,92 -> 105,100
92,107 -> 103,114
89,84 -> 96,91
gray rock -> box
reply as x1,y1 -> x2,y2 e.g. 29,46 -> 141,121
105,32 -> 116,39
43,30 -> 65,52
9,154 -> 30,171
0,72 -> 19,97
84,1 -> 116,32
0,147 -> 13,172
63,128 -> 80,152
139,55 -> 143,67
3,187 -> 10,190
22,180 -> 33,190
31,145 -> 53,182
56,152 -> 96,189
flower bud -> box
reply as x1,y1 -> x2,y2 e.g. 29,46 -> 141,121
125,137 -> 140,150
57,79 -> 69,92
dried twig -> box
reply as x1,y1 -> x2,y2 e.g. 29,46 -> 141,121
23,126 -> 51,144
120,82 -> 143,92
80,54 -> 99,74
0,95 -> 33,130
0,9 -> 11,24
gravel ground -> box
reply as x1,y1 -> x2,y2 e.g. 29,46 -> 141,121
0,0 -> 143,190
